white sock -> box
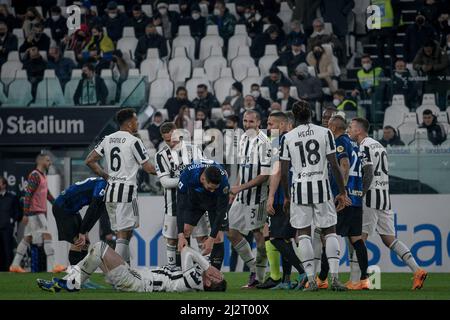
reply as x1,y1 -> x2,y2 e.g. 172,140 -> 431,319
166,243 -> 177,266
115,239 -> 130,264
255,245 -> 267,282
297,235 -> 315,282
12,239 -> 30,266
233,238 -> 256,273
312,228 -> 323,275
390,239 -> 419,273
44,239 -> 55,271
74,242 -> 109,284
325,233 -> 340,280
346,238 -> 360,282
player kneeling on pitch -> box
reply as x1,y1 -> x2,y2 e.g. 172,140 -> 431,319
37,243 -> 226,293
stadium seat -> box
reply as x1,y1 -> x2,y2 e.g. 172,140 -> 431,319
0,81 -> 7,105
169,47 -> 192,85
277,66 -> 289,79
260,86 -> 271,101
7,51 -> 19,61
39,51 -> 47,60
231,46 -> 256,81
100,69 -> 117,104
278,2 -> 293,33
204,46 -> 227,82
416,94 -> 440,124
211,107 -> 223,121
63,79 -> 79,106
44,28 -> 52,40
172,30 -> 196,61
12,28 -> 24,47
225,2 -> 238,19
398,112 -> 419,145
30,70 -> 65,107
290,86 -> 299,100
199,26 -> 224,61
258,45 -> 278,76
214,67 -> 235,103
3,70 -> 33,107
234,24 -> 248,36
119,77 -> 147,106
117,37 -> 139,60
383,95 -> 410,129
169,4 -> 180,13
242,67 -> 261,95
63,50 -> 76,64
410,128 -> 435,148
437,111 -> 450,132
141,4 -> 153,17
140,49 -> 165,83
227,27 -> 251,62
186,68 -> 211,100
1,60 -> 22,87
122,27 -> 136,38
149,69 -> 174,109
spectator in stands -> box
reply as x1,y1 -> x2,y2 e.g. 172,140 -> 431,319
101,1 -> 128,43
79,3 -> 101,28
354,54 -> 385,99
333,89 -> 357,113
174,105 -> 194,136
379,126 -> 405,147
250,83 -> 270,113
0,21 -> 18,67
251,24 -> 285,61
261,66 -> 292,101
179,0 -> 192,26
45,6 -> 68,44
307,18 -> 344,65
261,11 -> 285,36
153,1 -> 180,41
74,63 -> 108,106
192,84 -> 220,117
195,108 -> 212,130
286,20 -> 306,48
224,81 -> 245,115
238,5 -> 263,39
224,114 -> 240,130
147,111 -> 164,149
19,22 -> 51,60
47,45 -> 76,89
207,0 -> 237,44
213,102 -> 235,130
164,86 -> 193,121
62,23 -> 91,65
419,109 -> 447,146
22,46 -> 47,100
290,0 -> 321,36
413,40 -> 449,110
391,58 -> 418,108
190,4 -> 207,58
276,83 -> 298,111
39,0 -> 57,19
273,38 -> 306,77
306,44 -> 338,93
436,13 -> 450,49
321,0 -> 355,41
81,24 -> 114,72
128,5 -> 152,39
239,94 -> 264,123
269,101 -> 282,112
404,12 -> 437,63
22,7 -> 44,39
135,22 -> 168,67
110,50 -> 129,101
0,4 -> 22,30
420,0 -> 442,27
291,63 -> 323,105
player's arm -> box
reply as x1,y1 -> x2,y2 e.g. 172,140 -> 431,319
327,153 -> 351,211
176,170 -> 191,250
23,172 -> 40,217
47,191 -> 55,205
360,145 -> 374,197
339,157 -> 350,185
230,174 -> 269,195
267,160 -> 281,215
142,161 -> 157,175
155,153 -> 178,188
80,198 -> 105,235
85,150 -> 109,180
132,138 -> 156,175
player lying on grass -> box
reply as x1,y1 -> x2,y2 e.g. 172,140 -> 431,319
37,242 -> 227,293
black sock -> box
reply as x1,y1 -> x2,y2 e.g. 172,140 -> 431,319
175,251 -> 181,267
318,247 -> 329,281
68,250 -> 84,265
210,242 -> 224,271
352,239 -> 369,280
282,256 -> 292,282
270,238 -> 305,275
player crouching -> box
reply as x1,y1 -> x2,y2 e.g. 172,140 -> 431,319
36,242 -> 226,293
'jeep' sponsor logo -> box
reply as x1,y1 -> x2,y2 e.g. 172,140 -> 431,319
1,115 -> 85,135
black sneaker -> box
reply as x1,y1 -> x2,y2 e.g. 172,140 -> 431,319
256,277 -> 281,289
241,272 -> 259,289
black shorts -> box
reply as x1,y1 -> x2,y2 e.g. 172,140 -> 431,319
52,204 -> 82,243
336,206 -> 363,237
268,205 -> 296,239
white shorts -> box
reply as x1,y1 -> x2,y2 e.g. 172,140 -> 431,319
228,200 -> 267,235
106,264 -> 147,292
106,199 -> 139,232
162,214 -> 210,239
24,214 -> 49,237
362,206 -> 395,236
290,199 -> 337,229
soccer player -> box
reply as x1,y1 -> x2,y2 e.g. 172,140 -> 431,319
10,153 -> 65,273
155,122 -> 210,267
348,118 -> 428,290
280,101 -> 351,291
37,242 -> 226,293
85,108 -> 156,264
176,160 -> 230,271
261,112 -> 307,290
228,110 -> 272,288
327,115 -> 370,290
52,177 -> 107,266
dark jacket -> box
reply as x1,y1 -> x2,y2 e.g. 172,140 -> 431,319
135,33 -> 168,65
0,191 -> 20,230
404,23 -> 436,62
19,34 -> 51,59
256,95 -> 271,113
23,56 -> 47,83
291,74 -> 323,102
273,51 -> 307,77
164,97 -> 193,121
251,32 -> 285,60
153,11 -> 181,40
147,123 -> 163,149
419,116 -> 447,146
190,16 -> 207,38
413,42 -> 449,78
45,15 -> 68,43
192,93 -> 220,116
207,9 -> 237,41
276,96 -> 298,111
127,13 -> 152,39
47,56 -> 76,87
238,14 -> 263,38
261,73 -> 292,101
320,0 -> 355,38
379,132 -> 405,147
101,12 -> 129,42
74,75 -> 109,106
0,33 -> 18,66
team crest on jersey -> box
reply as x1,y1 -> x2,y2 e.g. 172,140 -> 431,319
337,146 -> 344,153
178,181 -> 183,190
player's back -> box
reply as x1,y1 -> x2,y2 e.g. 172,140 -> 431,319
55,177 -> 106,213
179,159 -> 229,194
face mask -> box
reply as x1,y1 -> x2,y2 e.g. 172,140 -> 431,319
230,89 -> 237,96
214,8 -> 221,16
251,90 -> 260,98
244,13 -> 251,19
223,110 -> 233,117
362,63 -> 372,71
315,30 -> 324,35
255,13 -> 261,21
159,8 -> 168,15
277,91 -> 284,100
292,49 -> 301,56
192,13 -> 200,20
51,15 -> 60,21
333,99 -> 341,106
109,13 -> 118,19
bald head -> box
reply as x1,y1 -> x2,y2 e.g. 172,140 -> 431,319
328,115 -> 347,136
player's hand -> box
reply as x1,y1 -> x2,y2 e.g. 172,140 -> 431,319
205,266 -> 223,284
177,234 -> 188,252
335,192 -> 352,212
202,237 -> 214,256
228,193 -> 236,204
21,216 -> 29,225
266,197 -> 276,216
230,185 -> 241,196
283,197 -> 290,216
74,233 -> 86,248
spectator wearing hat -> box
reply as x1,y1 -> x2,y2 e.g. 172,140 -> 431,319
224,82 -> 245,115
250,24 -> 285,61
379,126 -> 405,147
404,12 -> 437,63
101,1 -> 128,43
261,66 -> 292,101
207,0 -> 237,44
273,37 -> 306,77
276,82 -> 298,111
291,63 -> 323,105
153,1 -> 180,40
419,109 -> 447,146
135,21 -> 168,67
128,4 -> 152,39
192,84 -> 220,118
45,6 -> 68,44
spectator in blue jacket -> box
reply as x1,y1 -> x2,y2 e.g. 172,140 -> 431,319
47,45 -> 76,89
101,1 -> 128,43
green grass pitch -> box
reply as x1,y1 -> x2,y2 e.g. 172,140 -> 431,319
0,272 -> 449,300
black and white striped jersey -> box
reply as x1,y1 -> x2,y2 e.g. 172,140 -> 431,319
280,123 -> 335,205
137,265 -> 204,292
94,131 -> 149,203
359,137 -> 391,210
155,142 -> 203,215
236,130 -> 272,205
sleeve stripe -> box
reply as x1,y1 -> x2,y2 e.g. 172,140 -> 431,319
156,153 -> 166,173
364,146 -> 372,162
134,140 -> 147,161
327,130 -> 335,151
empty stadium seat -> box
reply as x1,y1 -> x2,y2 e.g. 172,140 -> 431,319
258,45 -> 278,76
117,37 -> 139,60
227,28 -> 251,62
278,2 -> 293,33
242,67 -> 261,95
0,81 -> 7,105
214,67 -> 235,103
186,68 -> 211,100
63,50 -> 76,63
383,95 -> 410,129
3,70 -> 33,107
140,49 -> 165,83
63,78 -> 79,106
1,60 -> 22,87
398,112 -> 419,145
12,28 -> 24,47
199,26 -> 224,61
410,128 -> 435,148
173,30 -> 196,61
149,69 -> 174,108
7,51 -> 19,61
416,94 -> 440,124
100,69 -> 117,104
231,46 -> 256,81
141,4 -> 153,17
204,47 -> 227,82
290,86 -> 299,100
225,2 -> 238,19
122,27 -> 136,38
169,4 -> 180,12
120,77 -> 147,106
30,70 -> 65,107
260,86 -> 271,101
437,111 -> 450,132
169,47 -> 192,85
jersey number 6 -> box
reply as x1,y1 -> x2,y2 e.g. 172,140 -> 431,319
110,147 -> 122,172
